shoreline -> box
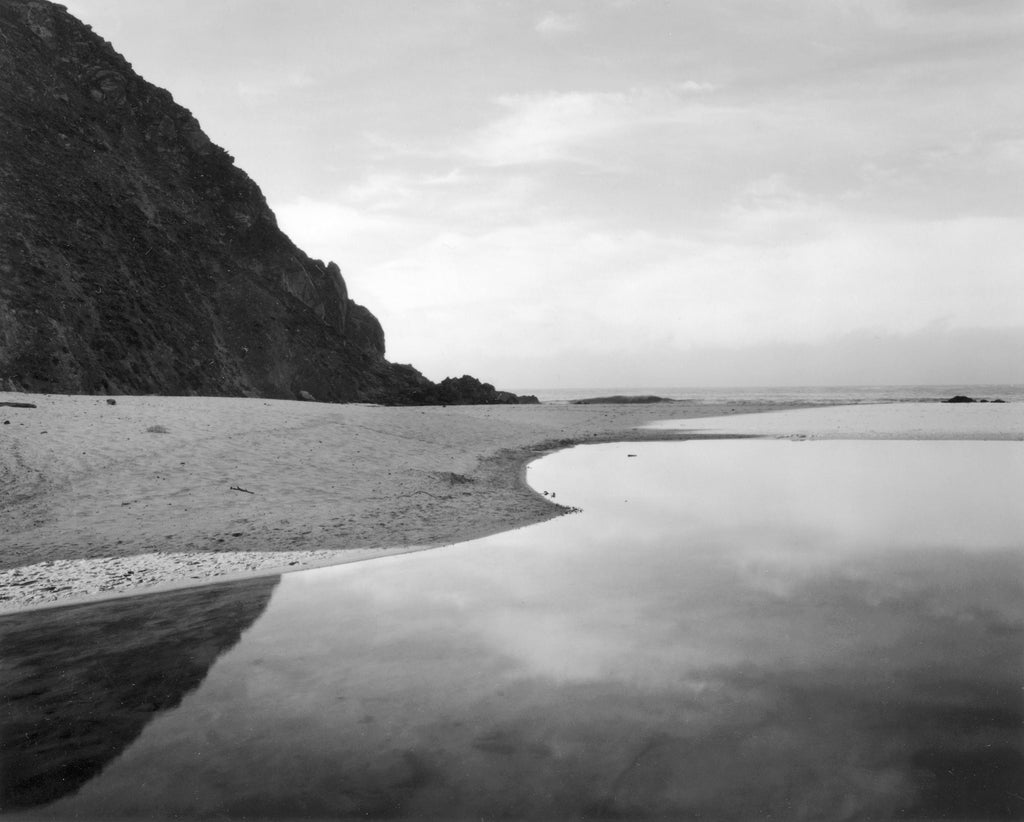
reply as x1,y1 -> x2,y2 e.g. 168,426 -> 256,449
1,395 -> 817,614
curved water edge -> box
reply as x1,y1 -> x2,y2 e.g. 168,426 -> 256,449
7,426 -> 1023,819
0,396 -> 880,615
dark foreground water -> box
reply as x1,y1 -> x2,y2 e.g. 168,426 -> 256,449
3,439 -> 1023,820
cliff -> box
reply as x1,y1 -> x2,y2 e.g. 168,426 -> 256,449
0,0 -> 534,404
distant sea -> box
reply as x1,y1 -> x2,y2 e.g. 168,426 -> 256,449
516,384 -> 1024,405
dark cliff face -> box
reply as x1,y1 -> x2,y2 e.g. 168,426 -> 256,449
0,0 -> 528,403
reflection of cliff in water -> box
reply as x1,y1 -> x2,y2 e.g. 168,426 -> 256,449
0,576 -> 279,812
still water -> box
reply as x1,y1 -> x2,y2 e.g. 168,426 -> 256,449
3,439 -> 1023,819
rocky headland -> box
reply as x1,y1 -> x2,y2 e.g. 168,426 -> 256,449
0,0 -> 531,405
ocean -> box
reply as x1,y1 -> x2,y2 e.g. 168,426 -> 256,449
516,383 -> 1024,405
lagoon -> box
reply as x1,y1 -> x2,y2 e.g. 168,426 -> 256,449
3,424 -> 1023,819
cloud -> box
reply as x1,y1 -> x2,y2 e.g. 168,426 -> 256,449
274,197 -> 411,267
322,204 -> 1024,385
242,2 -> 1022,388
236,69 -> 314,102
535,12 -> 581,37
461,84 -> 715,167
276,110 -> 1022,386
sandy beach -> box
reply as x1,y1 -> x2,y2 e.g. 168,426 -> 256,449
0,394 -> 808,613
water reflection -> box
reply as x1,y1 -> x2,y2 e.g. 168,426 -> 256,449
12,440 -> 1024,819
0,576 -> 278,812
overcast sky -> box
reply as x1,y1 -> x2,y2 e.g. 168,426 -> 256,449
62,1 -> 1024,389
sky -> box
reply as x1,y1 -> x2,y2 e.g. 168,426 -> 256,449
61,0 -> 1024,390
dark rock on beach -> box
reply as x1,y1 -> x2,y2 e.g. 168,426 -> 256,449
0,0 -> 528,406
942,395 -> 1006,404
571,395 -> 674,405
372,373 -> 539,406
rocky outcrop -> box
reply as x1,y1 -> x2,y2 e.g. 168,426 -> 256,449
0,1 -> 529,404
571,395 -> 673,405
373,373 -> 538,406
943,395 -> 1004,404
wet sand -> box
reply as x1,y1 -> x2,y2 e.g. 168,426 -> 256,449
0,394 -> 807,612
